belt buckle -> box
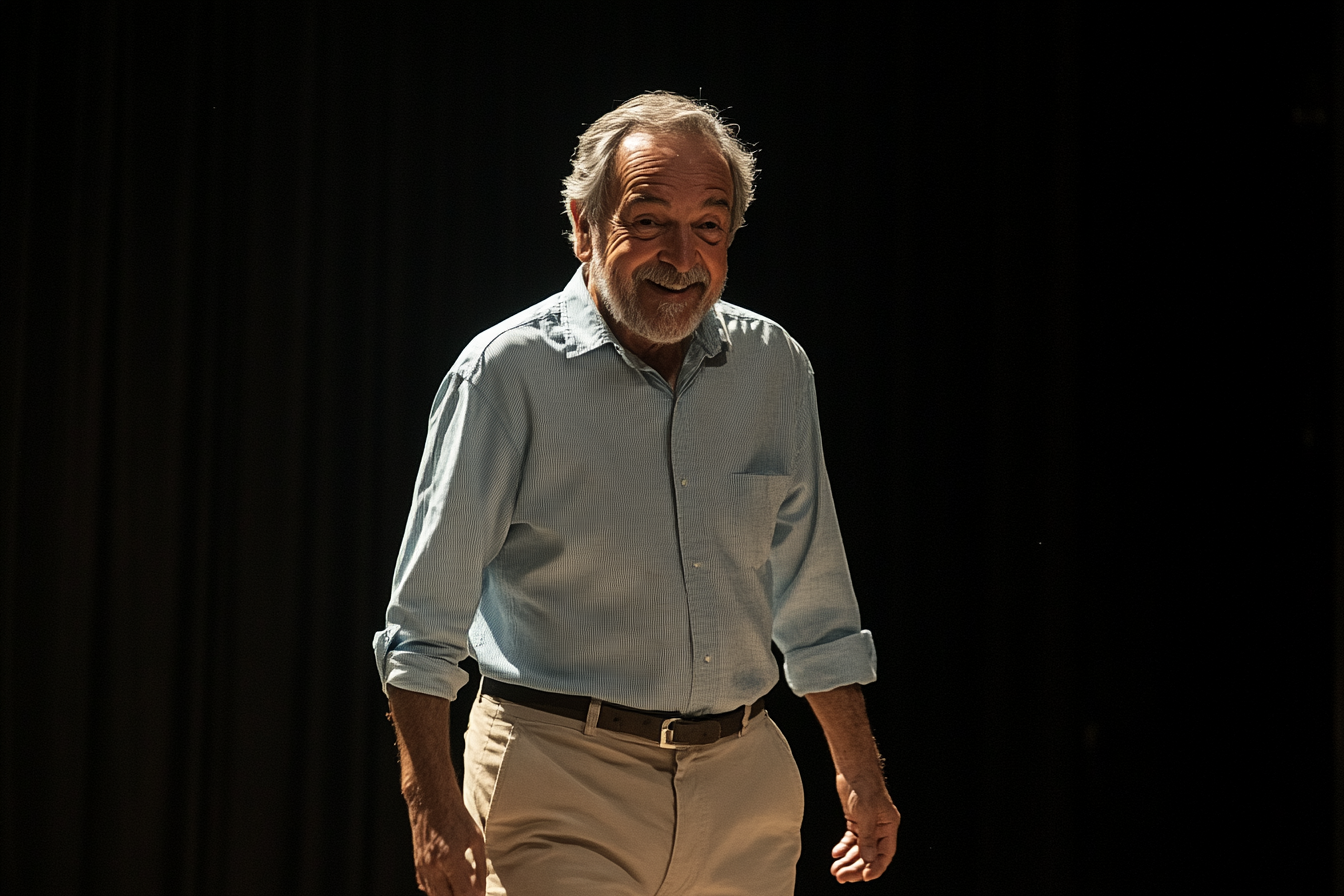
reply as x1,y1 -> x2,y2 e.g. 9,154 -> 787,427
659,716 -> 721,748
659,717 -> 683,749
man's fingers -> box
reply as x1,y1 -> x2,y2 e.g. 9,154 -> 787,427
861,832 -> 896,880
415,839 -> 484,896
832,838 -> 860,866
831,840 -> 891,884
417,864 -> 451,896
847,805 -> 876,840
831,830 -> 858,859
441,842 -> 486,896
830,834 -> 864,882
857,829 -> 888,867
444,864 -> 475,896
831,852 -> 864,882
832,813 -> 897,882
465,841 -> 487,896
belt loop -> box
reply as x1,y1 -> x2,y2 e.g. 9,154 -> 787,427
738,702 -> 751,737
583,697 -> 601,736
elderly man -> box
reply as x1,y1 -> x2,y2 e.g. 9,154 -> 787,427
374,92 -> 899,896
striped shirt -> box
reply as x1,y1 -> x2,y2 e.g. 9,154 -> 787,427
373,266 -> 876,715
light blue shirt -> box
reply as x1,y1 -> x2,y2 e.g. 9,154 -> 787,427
373,266 -> 876,715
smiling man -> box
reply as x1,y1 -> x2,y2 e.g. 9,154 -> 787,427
375,92 -> 899,896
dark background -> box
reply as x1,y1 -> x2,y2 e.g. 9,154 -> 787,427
2,2 -> 1339,894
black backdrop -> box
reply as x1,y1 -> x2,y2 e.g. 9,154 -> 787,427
2,3 -> 1339,894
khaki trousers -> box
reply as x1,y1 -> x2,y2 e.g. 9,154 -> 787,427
463,692 -> 805,896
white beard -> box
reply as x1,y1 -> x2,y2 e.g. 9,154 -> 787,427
590,251 -> 725,345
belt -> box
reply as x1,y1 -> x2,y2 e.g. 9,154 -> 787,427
481,678 -> 764,749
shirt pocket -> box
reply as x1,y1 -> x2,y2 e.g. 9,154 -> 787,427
725,472 -> 791,569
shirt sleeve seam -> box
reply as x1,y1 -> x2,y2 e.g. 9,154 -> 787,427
459,369 -> 527,461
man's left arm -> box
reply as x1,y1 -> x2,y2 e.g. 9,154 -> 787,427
805,683 -> 900,884
765,355 -> 896,879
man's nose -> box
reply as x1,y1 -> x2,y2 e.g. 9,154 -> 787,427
658,225 -> 698,272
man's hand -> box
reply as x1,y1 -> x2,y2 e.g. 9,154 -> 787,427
387,685 -> 488,896
405,791 -> 486,896
829,771 -> 900,883
805,684 -> 901,884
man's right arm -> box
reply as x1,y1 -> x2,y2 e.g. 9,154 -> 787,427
387,685 -> 487,896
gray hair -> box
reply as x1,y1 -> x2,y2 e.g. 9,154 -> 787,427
562,92 -> 757,248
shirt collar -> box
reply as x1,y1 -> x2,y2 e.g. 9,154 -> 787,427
561,264 -> 732,361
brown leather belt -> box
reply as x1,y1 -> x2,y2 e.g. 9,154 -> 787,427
481,678 -> 764,748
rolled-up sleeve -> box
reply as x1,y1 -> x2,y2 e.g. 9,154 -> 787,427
373,370 -> 522,700
769,372 -> 878,696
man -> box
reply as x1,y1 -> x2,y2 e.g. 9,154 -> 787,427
374,91 -> 899,896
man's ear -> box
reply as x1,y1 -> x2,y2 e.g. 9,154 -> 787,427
570,199 -> 594,263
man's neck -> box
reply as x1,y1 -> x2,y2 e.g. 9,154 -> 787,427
584,265 -> 692,389
599,302 -> 689,389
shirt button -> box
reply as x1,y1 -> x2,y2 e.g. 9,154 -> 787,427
681,478 -> 688,486
704,655 -> 712,663
692,562 -> 701,568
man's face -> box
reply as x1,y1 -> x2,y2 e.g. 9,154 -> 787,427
575,131 -> 733,348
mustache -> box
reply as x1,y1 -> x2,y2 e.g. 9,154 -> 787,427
633,262 -> 711,290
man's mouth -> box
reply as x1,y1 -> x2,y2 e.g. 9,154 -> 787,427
649,282 -> 693,294
635,263 -> 711,296
642,279 -> 704,299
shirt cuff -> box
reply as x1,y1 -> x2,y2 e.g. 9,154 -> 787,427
782,629 -> 877,696
372,626 -> 469,700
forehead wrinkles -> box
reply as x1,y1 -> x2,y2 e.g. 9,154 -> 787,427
613,134 -> 732,204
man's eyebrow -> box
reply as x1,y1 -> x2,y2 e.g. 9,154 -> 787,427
626,195 -> 731,210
